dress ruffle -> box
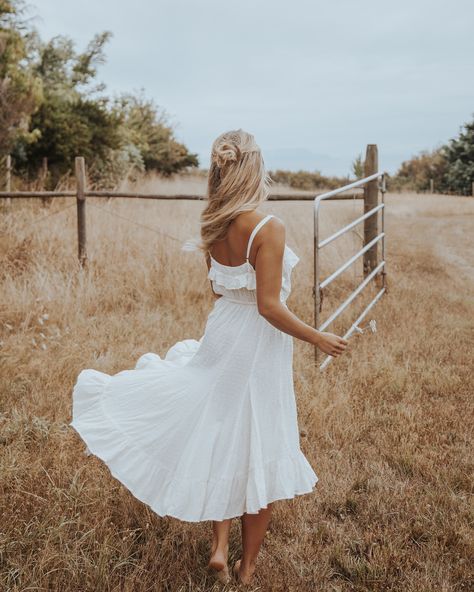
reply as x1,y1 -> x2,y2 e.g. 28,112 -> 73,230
70,352 -> 318,522
208,245 -> 300,297
207,264 -> 257,290
284,246 -> 300,269
135,339 -> 202,369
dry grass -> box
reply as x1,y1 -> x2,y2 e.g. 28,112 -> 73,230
1,181 -> 473,592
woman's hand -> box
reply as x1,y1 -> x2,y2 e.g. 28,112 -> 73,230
313,331 -> 348,357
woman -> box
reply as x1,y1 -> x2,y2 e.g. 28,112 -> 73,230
70,128 -> 348,586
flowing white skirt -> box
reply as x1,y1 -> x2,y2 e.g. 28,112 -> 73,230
70,296 -> 318,522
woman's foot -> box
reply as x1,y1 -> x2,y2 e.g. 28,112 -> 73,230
233,559 -> 256,586
208,544 -> 230,584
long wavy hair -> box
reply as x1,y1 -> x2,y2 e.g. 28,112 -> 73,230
196,129 -> 272,254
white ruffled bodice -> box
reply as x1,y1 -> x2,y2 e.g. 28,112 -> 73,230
208,244 -> 300,304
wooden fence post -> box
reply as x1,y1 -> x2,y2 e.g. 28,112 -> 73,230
41,157 -> 51,206
363,144 -> 379,277
430,178 -> 434,193
5,154 -> 11,206
42,157 -> 48,182
75,157 -> 87,266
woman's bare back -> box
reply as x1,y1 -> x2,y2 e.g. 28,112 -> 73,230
208,210 -> 275,268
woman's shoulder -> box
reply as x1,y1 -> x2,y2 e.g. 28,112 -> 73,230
231,211 -> 285,253
233,210 -> 285,233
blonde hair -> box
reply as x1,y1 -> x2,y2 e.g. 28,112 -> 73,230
197,129 -> 272,254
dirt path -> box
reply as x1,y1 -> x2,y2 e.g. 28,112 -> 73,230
386,192 -> 474,284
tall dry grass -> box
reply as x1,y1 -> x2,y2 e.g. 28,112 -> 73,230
1,183 -> 473,592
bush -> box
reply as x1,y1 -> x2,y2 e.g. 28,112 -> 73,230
270,169 -> 349,191
390,149 -> 448,193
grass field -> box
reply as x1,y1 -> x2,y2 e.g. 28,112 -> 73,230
1,177 -> 473,591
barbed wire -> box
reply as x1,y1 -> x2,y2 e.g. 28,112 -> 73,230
88,202 -> 184,244
0,203 -> 77,237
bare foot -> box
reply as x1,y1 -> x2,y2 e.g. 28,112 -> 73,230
208,545 -> 230,584
233,559 -> 256,586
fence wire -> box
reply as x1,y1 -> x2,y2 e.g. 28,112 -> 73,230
88,202 -> 184,245
0,203 -> 77,237
0,200 -> 186,247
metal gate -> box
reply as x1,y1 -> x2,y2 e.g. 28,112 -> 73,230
313,170 -> 387,369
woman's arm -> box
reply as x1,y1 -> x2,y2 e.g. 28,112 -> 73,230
254,217 -> 348,358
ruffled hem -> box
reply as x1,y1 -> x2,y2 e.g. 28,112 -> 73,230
70,359 -> 318,522
135,338 -> 202,369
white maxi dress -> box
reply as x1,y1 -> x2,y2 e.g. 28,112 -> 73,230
70,214 -> 318,522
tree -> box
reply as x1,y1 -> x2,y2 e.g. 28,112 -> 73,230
31,31 -> 111,99
0,0 -> 42,155
352,153 -> 364,179
12,28 -> 199,186
11,31 -> 123,185
113,92 -> 198,177
442,117 -> 474,195
3,3 -> 199,187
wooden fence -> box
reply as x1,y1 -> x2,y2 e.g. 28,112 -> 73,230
1,151 -> 378,268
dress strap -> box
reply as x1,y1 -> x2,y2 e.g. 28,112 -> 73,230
246,214 -> 275,261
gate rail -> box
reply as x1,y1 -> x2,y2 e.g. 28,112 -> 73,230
313,157 -> 387,370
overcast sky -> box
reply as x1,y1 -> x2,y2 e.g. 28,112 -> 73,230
31,0 -> 474,175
